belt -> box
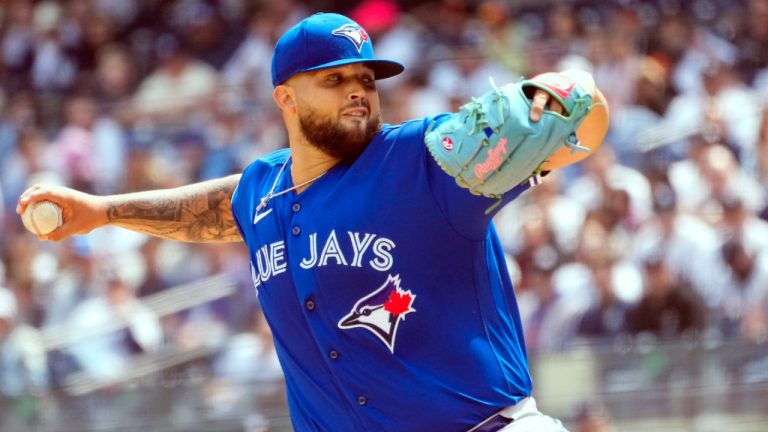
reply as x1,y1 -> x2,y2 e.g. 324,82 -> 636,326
467,397 -> 536,432
467,413 -> 513,432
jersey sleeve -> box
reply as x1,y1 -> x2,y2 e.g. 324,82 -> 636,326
230,149 -> 290,247
424,119 -> 532,240
230,164 -> 255,246
389,116 -> 532,241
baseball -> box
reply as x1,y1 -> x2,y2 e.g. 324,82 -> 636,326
21,201 -> 63,235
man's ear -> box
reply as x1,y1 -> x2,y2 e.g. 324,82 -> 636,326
273,85 -> 297,114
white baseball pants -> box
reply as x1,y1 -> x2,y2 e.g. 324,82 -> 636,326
468,397 -> 570,432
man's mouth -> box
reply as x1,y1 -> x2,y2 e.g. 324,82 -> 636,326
342,107 -> 369,118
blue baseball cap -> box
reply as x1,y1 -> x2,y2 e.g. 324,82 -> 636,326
271,12 -> 405,87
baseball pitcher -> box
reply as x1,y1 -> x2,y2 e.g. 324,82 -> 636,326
18,12 -> 608,432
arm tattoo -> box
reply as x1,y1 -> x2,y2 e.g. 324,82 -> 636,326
106,175 -> 242,243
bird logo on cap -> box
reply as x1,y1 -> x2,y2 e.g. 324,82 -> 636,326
338,274 -> 415,353
332,24 -> 370,52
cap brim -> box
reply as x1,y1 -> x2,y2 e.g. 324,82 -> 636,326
302,58 -> 405,80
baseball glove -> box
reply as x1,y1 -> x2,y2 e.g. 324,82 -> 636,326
425,70 -> 604,202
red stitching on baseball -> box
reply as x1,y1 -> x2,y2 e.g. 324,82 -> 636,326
29,204 -> 42,235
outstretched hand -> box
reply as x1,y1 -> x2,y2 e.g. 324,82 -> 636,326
528,69 -> 596,122
16,184 -> 107,241
529,89 -> 563,122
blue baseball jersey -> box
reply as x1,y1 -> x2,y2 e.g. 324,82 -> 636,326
231,115 -> 533,431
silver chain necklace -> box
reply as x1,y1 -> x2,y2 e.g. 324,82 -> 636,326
256,155 -> 326,212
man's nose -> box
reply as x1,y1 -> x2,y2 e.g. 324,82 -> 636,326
346,80 -> 367,100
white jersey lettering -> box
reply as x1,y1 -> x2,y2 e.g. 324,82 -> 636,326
370,238 -> 395,271
319,230 -> 348,267
251,240 -> 287,286
271,242 -> 287,276
256,244 -> 272,281
298,230 -> 396,272
349,232 -> 376,267
300,233 -> 319,269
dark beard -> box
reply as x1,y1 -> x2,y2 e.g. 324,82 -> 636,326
297,101 -> 381,163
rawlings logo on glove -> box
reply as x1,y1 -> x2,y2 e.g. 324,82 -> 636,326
473,138 -> 509,180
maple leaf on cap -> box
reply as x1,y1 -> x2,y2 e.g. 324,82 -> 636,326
383,290 -> 414,316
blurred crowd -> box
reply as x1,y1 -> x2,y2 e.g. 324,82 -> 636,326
1,0 -> 768,430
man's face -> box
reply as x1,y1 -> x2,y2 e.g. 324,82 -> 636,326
289,63 -> 382,162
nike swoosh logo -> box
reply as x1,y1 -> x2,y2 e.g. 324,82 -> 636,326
253,208 -> 273,225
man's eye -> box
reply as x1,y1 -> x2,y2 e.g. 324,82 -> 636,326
327,75 -> 340,82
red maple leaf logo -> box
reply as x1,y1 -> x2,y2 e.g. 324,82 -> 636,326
383,290 -> 414,316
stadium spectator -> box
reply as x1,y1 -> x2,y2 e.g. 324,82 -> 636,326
632,184 -> 724,309
566,147 -> 653,229
717,237 -> 768,341
496,172 -> 586,256
757,108 -> 768,196
718,193 -> 768,256
132,33 -> 218,122
576,257 -> 630,341
0,285 -> 48,397
626,254 -> 707,339
51,92 -> 127,195
213,310 -> 282,384
573,401 -> 614,432
519,245 -> 583,354
65,254 -> 162,381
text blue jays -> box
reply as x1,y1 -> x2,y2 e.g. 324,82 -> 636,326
251,230 -> 396,288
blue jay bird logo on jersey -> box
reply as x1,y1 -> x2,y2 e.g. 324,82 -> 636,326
338,275 -> 415,353
332,24 -> 369,52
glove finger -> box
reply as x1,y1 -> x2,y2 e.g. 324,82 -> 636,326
547,99 -> 563,115
530,89 -> 549,122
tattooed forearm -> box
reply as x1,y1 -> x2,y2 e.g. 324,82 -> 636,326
105,175 -> 242,243
106,198 -> 181,221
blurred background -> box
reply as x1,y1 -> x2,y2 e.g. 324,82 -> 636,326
1,0 -> 768,431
